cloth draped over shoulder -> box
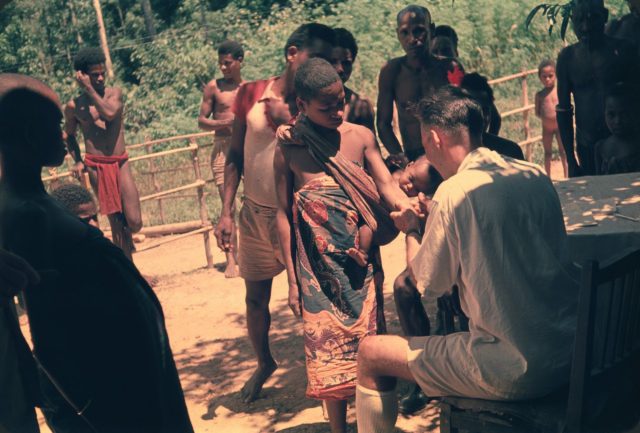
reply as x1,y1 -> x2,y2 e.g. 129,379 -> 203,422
84,152 -> 129,216
276,115 -> 398,245
232,77 -> 276,121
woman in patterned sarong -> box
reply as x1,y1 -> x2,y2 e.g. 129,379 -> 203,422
274,58 -> 415,433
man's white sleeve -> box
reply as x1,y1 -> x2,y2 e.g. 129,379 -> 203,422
410,197 -> 459,296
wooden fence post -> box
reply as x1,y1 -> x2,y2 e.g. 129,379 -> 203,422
522,69 -> 532,161
190,138 -> 214,269
145,137 -> 165,225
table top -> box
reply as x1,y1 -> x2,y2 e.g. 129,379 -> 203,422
554,172 -> 640,262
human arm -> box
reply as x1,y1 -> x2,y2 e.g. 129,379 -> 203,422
63,100 -> 85,178
556,48 -> 580,177
534,92 -> 541,118
274,144 -> 301,317
75,72 -> 122,122
362,127 -> 413,213
214,115 -> 245,251
488,103 -> 502,135
197,81 -> 234,132
376,62 -> 405,159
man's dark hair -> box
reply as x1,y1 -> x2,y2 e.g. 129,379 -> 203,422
218,40 -> 244,60
460,72 -> 495,104
434,25 -> 459,48
73,47 -> 106,73
606,82 -> 639,108
396,5 -> 431,26
51,183 -> 95,215
334,28 -> 358,60
538,59 -> 556,75
284,23 -> 336,58
414,85 -> 485,142
295,58 -> 340,102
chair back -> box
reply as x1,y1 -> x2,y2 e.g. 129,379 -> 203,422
566,248 -> 640,433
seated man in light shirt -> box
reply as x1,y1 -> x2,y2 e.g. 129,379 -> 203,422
355,86 -> 579,433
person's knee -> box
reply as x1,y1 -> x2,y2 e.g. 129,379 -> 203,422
357,336 -> 378,374
393,273 -> 418,302
544,149 -> 553,159
245,287 -> 270,310
126,213 -> 143,233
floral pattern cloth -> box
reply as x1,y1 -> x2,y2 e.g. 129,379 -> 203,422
293,175 -> 378,400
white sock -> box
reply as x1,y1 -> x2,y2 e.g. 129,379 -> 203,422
356,384 -> 398,433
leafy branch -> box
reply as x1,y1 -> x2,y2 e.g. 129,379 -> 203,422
525,1 -> 575,39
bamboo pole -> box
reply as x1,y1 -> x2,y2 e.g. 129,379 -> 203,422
145,137 -> 165,224
129,144 -> 196,162
127,131 -> 214,150
190,138 -> 214,269
136,226 -> 213,252
501,104 -> 535,118
139,180 -> 205,202
92,0 -> 114,79
488,69 -> 537,85
522,69 -> 532,161
140,220 -> 204,237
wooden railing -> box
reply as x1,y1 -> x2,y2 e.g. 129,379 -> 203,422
43,132 -> 216,269
41,68 -> 543,269
488,68 -> 541,161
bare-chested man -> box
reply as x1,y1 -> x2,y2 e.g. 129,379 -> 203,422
606,0 -> 640,56
64,47 -> 142,260
556,0 -> 639,177
198,40 -> 244,278
215,23 -> 336,404
331,28 -> 375,132
377,5 -> 463,166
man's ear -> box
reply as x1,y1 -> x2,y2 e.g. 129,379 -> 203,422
431,128 -> 443,150
296,96 -> 307,114
286,46 -> 299,64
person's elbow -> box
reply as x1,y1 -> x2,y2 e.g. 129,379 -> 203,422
197,116 -> 209,131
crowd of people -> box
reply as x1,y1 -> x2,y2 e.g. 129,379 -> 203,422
1,0 -> 639,432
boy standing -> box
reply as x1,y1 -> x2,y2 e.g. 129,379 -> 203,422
274,58 -> 415,433
64,47 -> 142,261
556,0 -> 639,176
535,60 -> 568,178
215,23 -> 336,404
331,28 -> 375,132
198,40 -> 244,278
377,5 -> 464,166
595,83 -> 640,174
0,73 -> 193,433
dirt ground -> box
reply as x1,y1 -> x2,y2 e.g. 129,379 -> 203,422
30,160 -> 572,433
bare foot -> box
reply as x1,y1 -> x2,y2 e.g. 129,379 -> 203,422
240,361 -> 277,403
224,264 -> 240,278
347,248 -> 368,267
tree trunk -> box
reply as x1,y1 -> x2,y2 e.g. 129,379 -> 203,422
67,0 -> 84,45
92,0 -> 114,79
140,0 -> 156,41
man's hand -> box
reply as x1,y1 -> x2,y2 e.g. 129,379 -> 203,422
391,206 -> 421,234
75,71 -> 92,92
71,161 -> 85,180
288,282 -> 302,318
215,215 -> 234,252
416,193 -> 434,218
0,250 -> 40,297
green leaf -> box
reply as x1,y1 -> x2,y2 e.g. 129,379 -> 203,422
525,4 -> 548,29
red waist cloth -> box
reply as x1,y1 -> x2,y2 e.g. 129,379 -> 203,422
84,153 -> 129,215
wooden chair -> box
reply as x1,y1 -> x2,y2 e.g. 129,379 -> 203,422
439,248 -> 640,433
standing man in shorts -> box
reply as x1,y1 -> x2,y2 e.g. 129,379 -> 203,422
198,40 -> 244,278
215,23 -> 336,403
64,47 -> 142,261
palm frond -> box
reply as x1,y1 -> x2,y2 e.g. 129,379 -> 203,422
525,0 -> 575,39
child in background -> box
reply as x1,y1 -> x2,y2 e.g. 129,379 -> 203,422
595,83 -> 640,175
535,60 -> 568,178
51,183 -> 99,228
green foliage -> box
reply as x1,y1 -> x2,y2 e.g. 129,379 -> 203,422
1,0 -> 629,144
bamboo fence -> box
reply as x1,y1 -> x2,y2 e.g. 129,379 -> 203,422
42,68 -> 543,269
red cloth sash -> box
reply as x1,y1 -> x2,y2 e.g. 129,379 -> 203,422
84,153 -> 129,215
232,77 -> 276,121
